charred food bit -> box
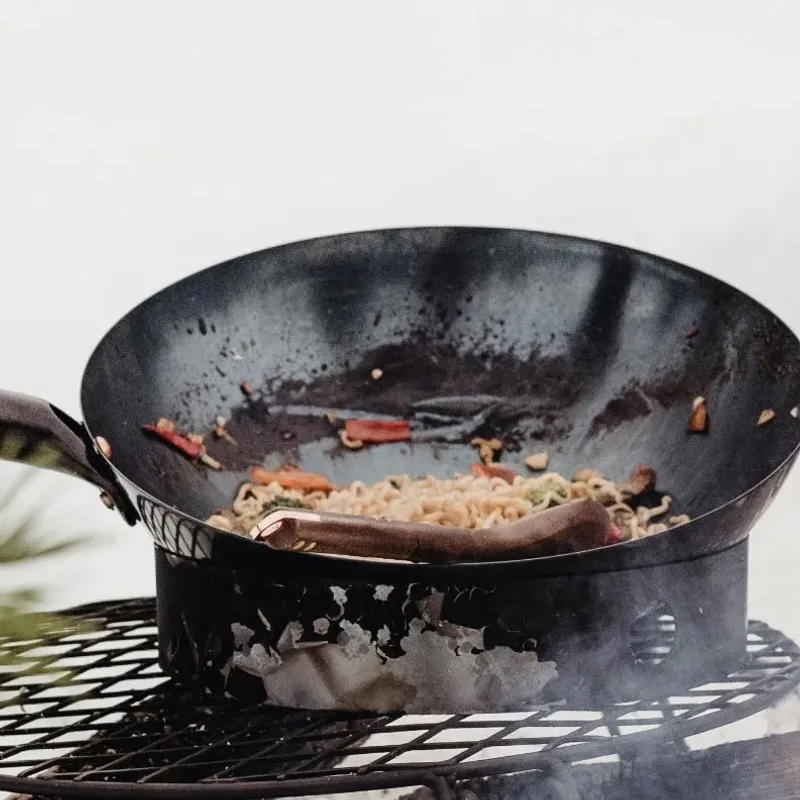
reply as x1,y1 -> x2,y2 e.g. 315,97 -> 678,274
344,418 -> 411,444
371,368 -> 384,380
470,462 -> 517,484
240,381 -> 254,396
687,396 -> 709,433
339,429 -> 364,450
622,464 -> 657,497
524,451 -> 549,471
470,437 -> 503,465
96,436 -> 112,459
758,408 -> 776,427
214,415 -> 237,444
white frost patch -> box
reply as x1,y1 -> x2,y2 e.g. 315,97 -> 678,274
232,642 -> 282,678
376,626 -> 391,646
230,623 -> 254,649
233,601 -> 557,714
329,586 -> 348,620
373,584 -> 393,601
313,618 -> 331,635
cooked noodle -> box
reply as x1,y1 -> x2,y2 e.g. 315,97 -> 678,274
207,469 -> 690,541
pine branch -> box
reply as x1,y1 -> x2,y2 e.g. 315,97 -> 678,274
0,470 -> 96,672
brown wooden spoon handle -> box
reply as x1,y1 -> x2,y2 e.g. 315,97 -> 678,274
249,499 -> 611,563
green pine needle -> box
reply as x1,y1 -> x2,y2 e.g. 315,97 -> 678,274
0,470 -> 96,674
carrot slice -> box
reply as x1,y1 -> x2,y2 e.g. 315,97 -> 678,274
250,466 -> 333,493
344,418 -> 412,444
470,462 -> 517,484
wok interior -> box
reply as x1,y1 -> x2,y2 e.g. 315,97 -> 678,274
81,228 -> 800,530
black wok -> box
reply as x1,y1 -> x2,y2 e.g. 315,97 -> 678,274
1,227 -> 798,712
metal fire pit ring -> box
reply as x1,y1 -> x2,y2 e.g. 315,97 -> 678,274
0,598 -> 797,799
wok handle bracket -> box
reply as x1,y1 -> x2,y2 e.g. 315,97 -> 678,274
0,389 -> 138,525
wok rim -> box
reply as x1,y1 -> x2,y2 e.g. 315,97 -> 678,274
80,225 -> 800,570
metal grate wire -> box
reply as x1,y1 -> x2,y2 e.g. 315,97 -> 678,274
0,599 -> 796,798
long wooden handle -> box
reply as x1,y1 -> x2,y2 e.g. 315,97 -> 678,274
249,499 -> 611,563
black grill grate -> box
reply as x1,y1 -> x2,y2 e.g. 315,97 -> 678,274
0,599 -> 796,798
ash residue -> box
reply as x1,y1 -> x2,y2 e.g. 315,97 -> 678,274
589,386 -> 653,436
270,340 -> 581,416
206,339 -> 580,469
204,401 -> 333,472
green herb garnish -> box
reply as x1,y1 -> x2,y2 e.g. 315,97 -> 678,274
260,496 -> 311,515
528,479 -> 569,507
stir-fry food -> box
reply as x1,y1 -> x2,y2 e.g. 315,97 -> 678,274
206,462 -> 690,544
141,402 -> 694,556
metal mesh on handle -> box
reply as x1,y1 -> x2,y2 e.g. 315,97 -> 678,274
0,599 -> 796,798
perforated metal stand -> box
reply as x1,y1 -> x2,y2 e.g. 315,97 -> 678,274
0,599 -> 797,799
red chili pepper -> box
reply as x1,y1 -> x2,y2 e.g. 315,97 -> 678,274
143,424 -> 204,459
470,462 -> 517,484
344,418 -> 412,444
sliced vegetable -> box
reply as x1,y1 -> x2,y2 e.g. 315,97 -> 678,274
622,464 -> 656,496
470,437 -> 503,465
200,453 -> 222,470
250,466 -> 334,493
524,451 -> 549,471
470,462 -> 517,484
142,424 -> 205,459
344,418 -> 411,444
339,429 -> 364,450
687,396 -> 708,433
757,408 -> 776,427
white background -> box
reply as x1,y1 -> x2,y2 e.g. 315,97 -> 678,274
0,1 -> 799,642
